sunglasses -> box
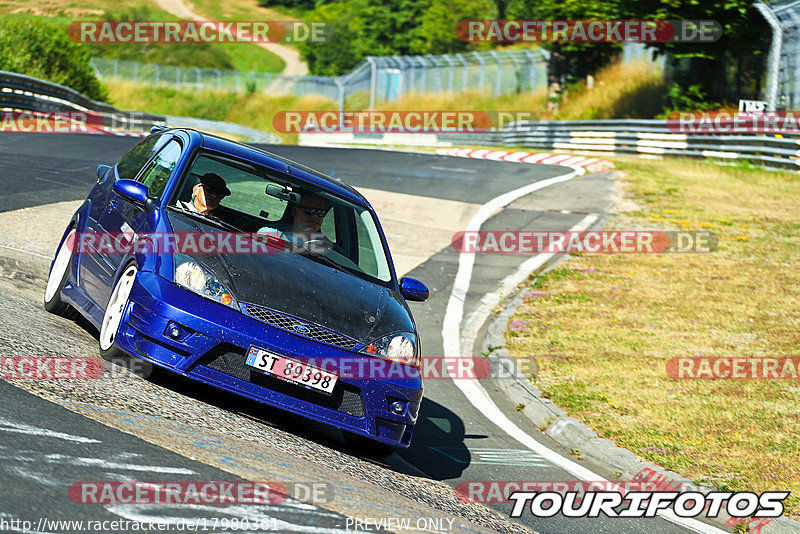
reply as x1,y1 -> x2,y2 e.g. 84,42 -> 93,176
296,206 -> 328,217
202,187 -> 226,199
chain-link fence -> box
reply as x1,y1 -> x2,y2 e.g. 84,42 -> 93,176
91,49 -> 549,111
756,0 -> 800,110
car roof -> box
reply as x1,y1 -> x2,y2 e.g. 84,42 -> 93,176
176,128 -> 369,207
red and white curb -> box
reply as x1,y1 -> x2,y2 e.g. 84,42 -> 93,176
435,147 -> 613,173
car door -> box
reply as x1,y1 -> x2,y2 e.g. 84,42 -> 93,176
82,135 -> 181,307
81,135 -> 166,306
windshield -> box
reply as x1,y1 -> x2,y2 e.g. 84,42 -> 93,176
169,149 -> 393,283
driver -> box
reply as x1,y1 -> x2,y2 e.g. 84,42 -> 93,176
179,172 -> 231,214
258,191 -> 333,248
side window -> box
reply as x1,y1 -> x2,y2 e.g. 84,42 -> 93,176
116,134 -> 170,180
137,140 -> 182,199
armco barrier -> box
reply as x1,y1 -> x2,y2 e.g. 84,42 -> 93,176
1,70 -> 165,134
299,119 -> 800,171
0,71 -> 281,142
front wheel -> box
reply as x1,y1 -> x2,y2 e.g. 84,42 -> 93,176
343,431 -> 396,458
44,228 -> 78,319
99,262 -> 137,361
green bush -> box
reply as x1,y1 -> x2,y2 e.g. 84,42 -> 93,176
0,16 -> 108,102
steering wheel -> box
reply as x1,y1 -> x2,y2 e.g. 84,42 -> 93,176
302,238 -> 333,253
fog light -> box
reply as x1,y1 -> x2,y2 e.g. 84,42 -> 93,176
167,324 -> 182,339
390,401 -> 405,414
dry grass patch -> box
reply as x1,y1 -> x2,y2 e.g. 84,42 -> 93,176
505,158 -> 800,517
106,80 -> 335,143
373,58 -> 664,121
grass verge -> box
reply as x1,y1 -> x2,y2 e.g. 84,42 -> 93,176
0,4 -> 284,73
504,157 -> 800,518
106,80 -> 335,143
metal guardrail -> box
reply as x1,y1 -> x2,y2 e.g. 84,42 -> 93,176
0,70 -> 166,132
300,119 -> 800,171
0,71 -> 282,142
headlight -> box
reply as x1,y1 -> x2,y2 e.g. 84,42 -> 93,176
360,332 -> 418,367
173,255 -> 237,308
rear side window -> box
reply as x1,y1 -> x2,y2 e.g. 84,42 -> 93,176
116,134 -> 170,180
137,140 -> 182,199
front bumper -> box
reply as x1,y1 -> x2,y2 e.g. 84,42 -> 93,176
115,272 -> 422,447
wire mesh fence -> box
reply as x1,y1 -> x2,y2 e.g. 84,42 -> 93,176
91,49 -> 550,110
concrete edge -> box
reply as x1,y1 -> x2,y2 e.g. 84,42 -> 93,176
478,171 -> 800,534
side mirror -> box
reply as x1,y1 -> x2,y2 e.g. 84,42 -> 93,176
399,277 -> 429,302
96,164 -> 111,183
112,179 -> 149,206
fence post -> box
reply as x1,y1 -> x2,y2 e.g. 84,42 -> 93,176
133,61 -> 138,81
507,50 -> 521,93
155,64 -> 160,85
113,59 -> 119,77
367,56 -> 377,108
443,54 -> 455,93
176,66 -> 181,89
489,50 -> 503,95
472,52 -> 485,91
334,77 -> 345,127
522,50 -> 536,90
419,56 -> 428,92
459,54 -> 468,91
754,1 -> 782,110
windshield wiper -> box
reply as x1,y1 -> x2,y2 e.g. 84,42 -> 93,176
167,204 -> 244,232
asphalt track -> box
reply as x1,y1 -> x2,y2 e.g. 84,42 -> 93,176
0,134 -> 705,533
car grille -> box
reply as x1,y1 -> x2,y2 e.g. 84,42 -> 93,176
242,303 -> 360,351
204,350 -> 365,417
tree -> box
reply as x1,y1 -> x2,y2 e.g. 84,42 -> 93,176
619,0 -> 770,106
416,0 -> 496,54
0,17 -> 108,101
505,0 -> 625,83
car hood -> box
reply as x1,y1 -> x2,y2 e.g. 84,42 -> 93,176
167,212 -> 413,343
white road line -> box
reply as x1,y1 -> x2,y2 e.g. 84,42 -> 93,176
0,243 -> 50,259
441,170 -> 728,534
0,417 -> 101,443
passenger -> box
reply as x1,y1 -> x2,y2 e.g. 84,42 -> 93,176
179,172 -> 231,215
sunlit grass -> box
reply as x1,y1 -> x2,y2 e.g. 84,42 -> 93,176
106,79 -> 335,143
505,157 -> 800,517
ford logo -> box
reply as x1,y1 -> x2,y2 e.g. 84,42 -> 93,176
292,324 -> 311,335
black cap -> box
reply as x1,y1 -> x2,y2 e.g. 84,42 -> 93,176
197,173 -> 231,197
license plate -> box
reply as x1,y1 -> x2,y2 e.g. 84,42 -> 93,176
246,346 -> 338,395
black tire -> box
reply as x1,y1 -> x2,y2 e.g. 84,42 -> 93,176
343,431 -> 396,458
44,228 -> 79,320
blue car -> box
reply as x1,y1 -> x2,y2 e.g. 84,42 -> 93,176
44,127 -> 429,454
